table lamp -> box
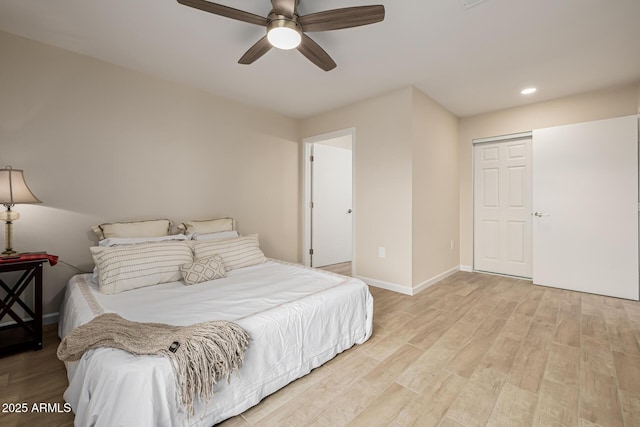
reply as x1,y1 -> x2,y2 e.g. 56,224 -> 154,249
0,166 -> 41,256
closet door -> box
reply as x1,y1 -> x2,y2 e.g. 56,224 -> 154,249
474,138 -> 532,278
532,115 -> 638,300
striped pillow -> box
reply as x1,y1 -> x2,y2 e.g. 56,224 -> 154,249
193,234 -> 265,271
91,241 -> 193,294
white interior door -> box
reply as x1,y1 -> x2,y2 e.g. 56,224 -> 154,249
311,143 -> 352,267
474,138 -> 532,278
532,115 -> 639,300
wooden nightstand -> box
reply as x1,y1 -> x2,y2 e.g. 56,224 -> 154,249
0,254 -> 57,356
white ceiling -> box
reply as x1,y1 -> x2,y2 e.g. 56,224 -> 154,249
1,0 -> 639,119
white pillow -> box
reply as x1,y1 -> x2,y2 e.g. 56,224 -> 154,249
99,234 -> 188,247
91,219 -> 172,240
177,217 -> 234,235
193,234 -> 265,271
91,241 -> 193,294
191,231 -> 239,241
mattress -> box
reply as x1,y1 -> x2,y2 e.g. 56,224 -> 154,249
58,259 -> 373,427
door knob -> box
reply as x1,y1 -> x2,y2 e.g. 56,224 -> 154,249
532,211 -> 550,217
347,209 -> 352,214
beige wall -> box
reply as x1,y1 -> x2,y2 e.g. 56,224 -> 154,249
411,88 -> 459,285
458,82 -> 640,268
300,87 -> 414,288
0,31 -> 299,319
301,86 -> 460,292
4,29 -> 636,318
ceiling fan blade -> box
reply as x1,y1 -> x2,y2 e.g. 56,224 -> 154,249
270,0 -> 297,18
299,5 -> 385,32
297,34 -> 337,72
238,36 -> 272,65
177,0 -> 268,26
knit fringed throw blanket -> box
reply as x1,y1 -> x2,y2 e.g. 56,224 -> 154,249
57,313 -> 250,415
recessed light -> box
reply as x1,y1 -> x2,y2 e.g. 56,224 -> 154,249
460,0 -> 490,9
521,87 -> 537,95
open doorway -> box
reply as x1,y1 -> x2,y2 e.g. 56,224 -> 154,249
302,128 -> 355,273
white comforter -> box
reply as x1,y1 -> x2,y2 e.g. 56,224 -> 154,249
58,260 -> 373,427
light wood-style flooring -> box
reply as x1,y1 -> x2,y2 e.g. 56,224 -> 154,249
2,271 -> 640,426
0,324 -> 73,427
317,262 -> 352,276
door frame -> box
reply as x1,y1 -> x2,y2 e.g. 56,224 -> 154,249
472,131 -> 532,277
302,127 -> 356,268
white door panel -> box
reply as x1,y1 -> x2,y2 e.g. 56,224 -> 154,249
532,116 -> 638,300
474,138 -> 532,277
311,144 -> 352,267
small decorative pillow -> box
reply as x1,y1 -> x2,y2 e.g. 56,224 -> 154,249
180,255 -> 227,285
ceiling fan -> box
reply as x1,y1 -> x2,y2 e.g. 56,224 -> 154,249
176,0 -> 385,71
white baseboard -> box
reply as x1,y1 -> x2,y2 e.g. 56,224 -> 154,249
357,265 -> 463,296
459,265 -> 473,272
355,276 -> 413,295
413,266 -> 460,294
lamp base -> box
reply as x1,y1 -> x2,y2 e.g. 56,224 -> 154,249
2,248 -> 18,256
2,208 -> 19,257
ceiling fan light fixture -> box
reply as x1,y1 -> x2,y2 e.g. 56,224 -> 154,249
177,1 -> 385,71
267,17 -> 302,50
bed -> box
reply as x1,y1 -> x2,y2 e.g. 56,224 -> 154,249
58,258 -> 373,426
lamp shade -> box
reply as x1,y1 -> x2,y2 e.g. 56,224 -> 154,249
0,166 -> 42,206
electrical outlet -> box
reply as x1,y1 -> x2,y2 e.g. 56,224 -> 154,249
378,247 -> 386,258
